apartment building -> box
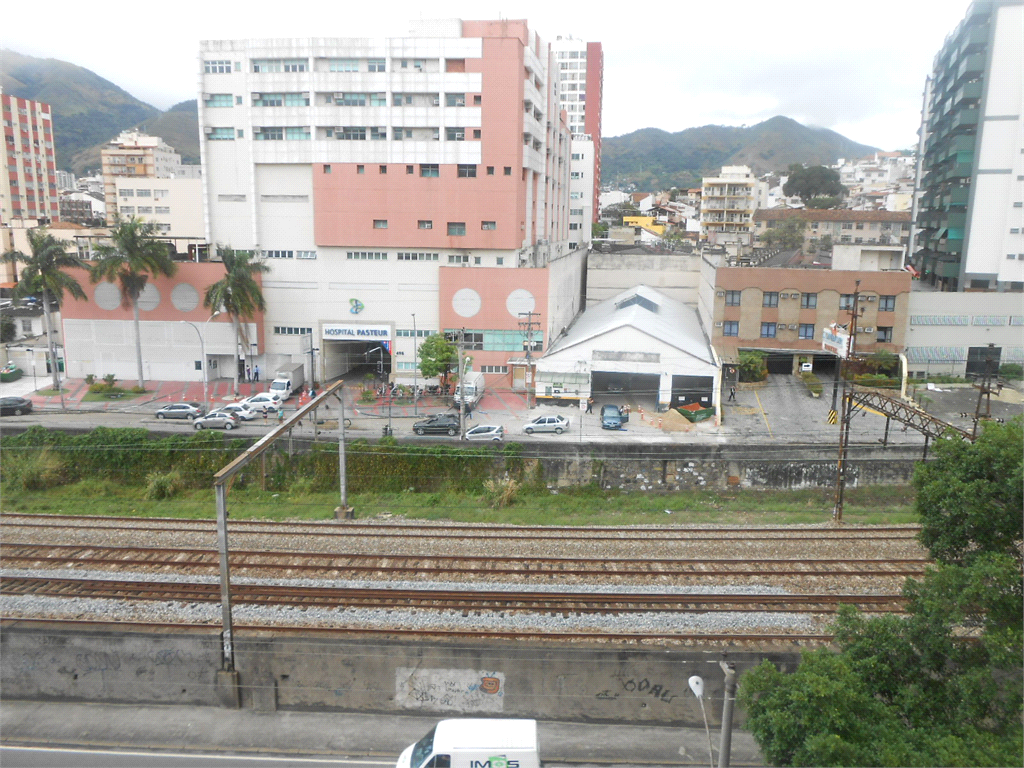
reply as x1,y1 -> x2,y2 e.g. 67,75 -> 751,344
100,131 -> 197,225
551,36 -> 603,237
754,209 -> 912,251
1,94 -> 59,225
199,19 -> 582,388
699,166 -> 768,247
913,0 -> 1024,291
112,177 -> 203,239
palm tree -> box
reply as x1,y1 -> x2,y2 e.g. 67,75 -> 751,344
89,215 -> 177,388
203,246 -> 270,397
2,229 -> 87,392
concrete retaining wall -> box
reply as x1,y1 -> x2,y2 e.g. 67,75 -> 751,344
530,442 -> 921,491
1,624 -> 801,726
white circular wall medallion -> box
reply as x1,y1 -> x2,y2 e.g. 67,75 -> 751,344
137,283 -> 161,312
506,288 -> 536,318
452,288 -> 482,318
171,283 -> 200,312
94,282 -> 121,311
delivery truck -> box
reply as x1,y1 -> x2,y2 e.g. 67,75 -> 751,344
453,371 -> 485,408
396,719 -> 540,768
269,363 -> 304,400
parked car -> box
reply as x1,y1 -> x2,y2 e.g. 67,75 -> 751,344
155,402 -> 205,420
0,396 -> 33,416
218,402 -> 257,421
413,413 -> 461,436
465,424 -> 505,442
242,392 -> 283,413
600,404 -> 627,430
523,414 -> 570,434
194,410 -> 239,430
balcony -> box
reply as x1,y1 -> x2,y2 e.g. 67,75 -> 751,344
943,162 -> 974,182
952,80 -> 983,108
950,108 -> 979,133
958,25 -> 990,55
947,186 -> 970,207
954,53 -> 985,85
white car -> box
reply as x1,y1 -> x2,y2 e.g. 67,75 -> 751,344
523,414 -> 570,434
465,424 -> 505,442
242,392 -> 283,413
193,410 -> 239,430
218,402 -> 257,421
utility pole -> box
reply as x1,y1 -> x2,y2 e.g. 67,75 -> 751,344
412,313 -> 418,416
971,342 -> 997,439
455,329 -> 467,440
833,281 -> 863,524
518,311 -> 540,408
718,659 -> 738,768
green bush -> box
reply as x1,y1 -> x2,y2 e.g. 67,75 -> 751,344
801,371 -> 823,395
483,477 -> 520,509
17,449 -> 65,491
738,350 -> 768,382
998,363 -> 1023,380
130,385 -> 147,394
854,374 -> 899,389
144,470 -> 184,500
358,388 -> 377,404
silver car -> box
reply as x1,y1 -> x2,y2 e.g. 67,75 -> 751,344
155,402 -> 205,420
465,424 -> 505,442
194,410 -> 239,430
523,414 -> 570,434
218,402 -> 257,421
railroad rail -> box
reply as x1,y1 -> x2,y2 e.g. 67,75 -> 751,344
0,542 -> 931,579
0,576 -> 908,614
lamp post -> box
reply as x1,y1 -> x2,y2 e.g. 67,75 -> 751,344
412,313 -> 418,415
182,310 -> 222,414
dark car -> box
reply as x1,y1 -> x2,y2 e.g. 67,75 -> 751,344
155,402 -> 205,420
600,404 -> 627,430
0,396 -> 33,416
413,413 -> 461,436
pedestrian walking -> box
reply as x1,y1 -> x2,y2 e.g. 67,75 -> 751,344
728,386 -> 736,401
245,365 -> 251,382
586,396 -> 594,414
277,408 -> 284,426
262,408 -> 268,425
253,365 -> 260,382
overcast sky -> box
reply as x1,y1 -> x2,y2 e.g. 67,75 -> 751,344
4,0 -> 972,150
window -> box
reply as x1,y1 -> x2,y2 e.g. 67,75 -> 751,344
570,171 -> 583,179
155,206 -> 170,214
356,165 -> 364,174
237,129 -> 244,138
119,189 -> 134,197
878,295 -> 896,312
447,127 -> 466,141
136,189 -> 151,197
723,321 -> 739,337
876,326 -> 893,343
285,126 -> 310,140
449,254 -> 470,264
481,221 -> 496,230
417,220 -> 432,229
457,164 -> 476,177
120,206 -> 134,214
373,219 -> 388,229
328,59 -> 358,72
397,252 -> 438,261
346,251 -> 387,260
447,222 -> 466,236
841,223 -> 854,230
473,95 -> 482,105
839,294 -> 855,310
323,165 -> 331,174
800,292 -> 817,309
420,164 -> 439,178
569,223 -> 580,230
760,322 -> 777,338
406,165 -> 414,174
274,326 -> 313,336
207,127 -> 235,141
296,250 -> 317,259
445,93 -> 466,107
205,94 -> 233,107
252,60 -> 282,73
473,129 -> 481,139
255,127 -> 284,140
284,59 -> 306,72
504,167 -> 512,175
855,222 -> 864,230
370,127 -> 387,140
263,250 -> 294,259
479,365 -> 508,374
762,292 -> 779,308
379,165 -> 387,174
204,60 -> 232,74
799,324 -> 815,340
340,127 -> 366,140
336,93 -> 366,106
367,59 -> 385,72
235,96 -> 243,105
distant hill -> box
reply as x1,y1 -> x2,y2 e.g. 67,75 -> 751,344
1,49 -> 160,172
602,116 -> 879,189
69,100 -> 200,174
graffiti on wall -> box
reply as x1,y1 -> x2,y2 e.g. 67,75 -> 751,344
395,668 -> 505,713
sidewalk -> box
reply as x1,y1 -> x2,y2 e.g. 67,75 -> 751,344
0,699 -> 764,766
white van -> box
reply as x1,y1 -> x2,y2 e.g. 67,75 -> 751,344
396,718 -> 540,768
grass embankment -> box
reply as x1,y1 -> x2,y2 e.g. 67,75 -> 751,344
0,481 -> 917,527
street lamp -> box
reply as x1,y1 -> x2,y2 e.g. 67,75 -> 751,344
182,310 -> 222,413
412,313 -> 418,415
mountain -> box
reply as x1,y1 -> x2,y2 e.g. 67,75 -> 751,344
1,49 -> 161,172
601,116 -> 879,189
69,100 -> 201,174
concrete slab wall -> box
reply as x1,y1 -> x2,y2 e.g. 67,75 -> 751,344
1,624 -> 800,726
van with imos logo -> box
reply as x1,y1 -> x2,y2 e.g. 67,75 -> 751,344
396,719 -> 539,768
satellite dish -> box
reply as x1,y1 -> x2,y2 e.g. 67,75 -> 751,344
688,676 -> 704,699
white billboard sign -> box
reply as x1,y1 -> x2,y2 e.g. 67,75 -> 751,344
822,324 -> 850,358
322,324 -> 391,341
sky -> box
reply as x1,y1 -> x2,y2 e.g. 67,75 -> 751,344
3,0 -> 974,151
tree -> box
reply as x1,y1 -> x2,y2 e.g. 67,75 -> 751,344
2,229 -> 87,391
417,333 -> 458,388
783,165 -> 845,202
740,418 -> 1023,766
805,195 -> 841,209
737,350 -> 768,382
203,246 -> 270,397
0,314 -> 15,343
760,218 -> 807,250
89,215 -> 177,389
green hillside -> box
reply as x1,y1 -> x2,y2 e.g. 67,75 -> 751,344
1,48 -> 160,172
602,116 -> 878,189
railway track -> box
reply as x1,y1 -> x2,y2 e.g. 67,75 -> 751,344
0,542 -> 931,580
1,576 -> 908,614
0,513 -> 923,543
